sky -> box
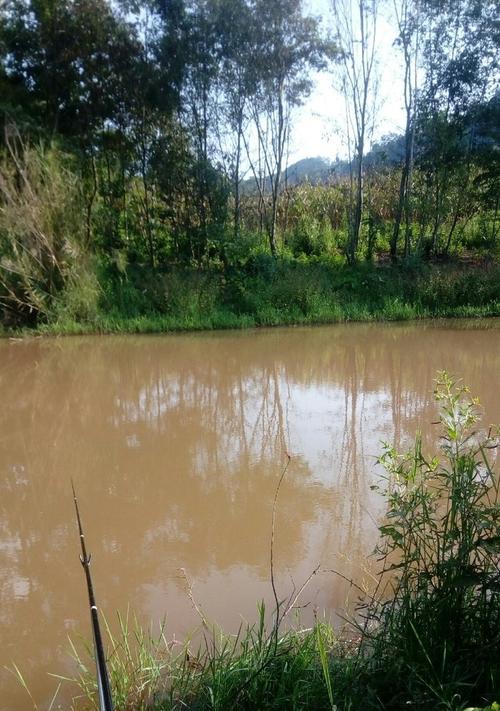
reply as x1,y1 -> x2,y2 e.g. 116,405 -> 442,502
289,0 -> 407,163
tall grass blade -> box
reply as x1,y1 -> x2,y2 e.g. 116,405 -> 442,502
316,623 -> 336,710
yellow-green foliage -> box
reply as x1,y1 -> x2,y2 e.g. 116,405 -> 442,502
0,131 -> 91,324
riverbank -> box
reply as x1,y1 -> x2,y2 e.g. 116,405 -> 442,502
4,259 -> 500,337
65,617 -> 500,711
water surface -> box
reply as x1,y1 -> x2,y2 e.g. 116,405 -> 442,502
1,320 -> 499,709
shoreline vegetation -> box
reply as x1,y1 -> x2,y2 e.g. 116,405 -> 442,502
28,375 -> 497,711
2,260 -> 500,338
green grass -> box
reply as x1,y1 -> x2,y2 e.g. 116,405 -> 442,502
52,611 -> 355,711
23,375 -> 495,711
4,259 -> 500,337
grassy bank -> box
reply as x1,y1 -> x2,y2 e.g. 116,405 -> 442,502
49,375 -> 499,711
7,258 -> 500,336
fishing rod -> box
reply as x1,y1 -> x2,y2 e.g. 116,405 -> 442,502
71,481 -> 114,711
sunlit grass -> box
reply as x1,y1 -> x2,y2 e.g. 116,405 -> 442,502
2,259 -> 499,337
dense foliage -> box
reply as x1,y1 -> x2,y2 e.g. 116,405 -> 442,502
0,0 -> 499,327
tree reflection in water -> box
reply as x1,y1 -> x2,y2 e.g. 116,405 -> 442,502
0,320 -> 499,709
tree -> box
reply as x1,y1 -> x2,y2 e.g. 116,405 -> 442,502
215,0 -> 257,241
1,0 -> 142,140
332,0 -> 379,264
390,0 -> 421,260
246,0 -> 332,256
414,0 -> 499,256
0,0 -> 151,250
472,93 -> 500,247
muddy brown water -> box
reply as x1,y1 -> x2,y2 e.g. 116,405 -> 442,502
1,320 -> 499,710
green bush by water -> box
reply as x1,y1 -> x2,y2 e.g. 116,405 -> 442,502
360,372 -> 500,709
11,258 -> 500,336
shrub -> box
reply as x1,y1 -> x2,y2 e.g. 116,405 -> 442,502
0,129 -> 88,325
364,373 -> 500,709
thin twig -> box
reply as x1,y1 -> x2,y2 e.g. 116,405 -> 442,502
270,452 -> 291,642
179,567 -> 208,629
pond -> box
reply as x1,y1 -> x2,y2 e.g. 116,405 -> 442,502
1,320 -> 499,710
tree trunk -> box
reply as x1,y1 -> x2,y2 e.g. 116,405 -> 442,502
233,105 -> 243,241
268,85 -> 285,257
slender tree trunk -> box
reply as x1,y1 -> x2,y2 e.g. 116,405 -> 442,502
349,145 -> 364,263
85,152 -> 98,250
443,210 -> 460,256
391,0 -> 420,260
391,163 -> 407,260
140,113 -> 155,268
269,85 -> 286,257
430,177 -> 442,256
337,0 -> 378,265
119,135 -> 129,244
233,104 -> 243,241
491,194 -> 499,245
403,118 -> 416,259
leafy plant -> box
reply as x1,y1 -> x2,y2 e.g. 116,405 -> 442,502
364,373 -> 500,709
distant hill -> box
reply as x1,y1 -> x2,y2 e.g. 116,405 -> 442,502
283,156 -> 335,185
241,134 -> 407,193
241,156 -> 334,194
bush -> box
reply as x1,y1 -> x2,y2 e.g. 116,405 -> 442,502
0,130 -> 88,325
416,266 -> 500,309
363,373 -> 500,709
